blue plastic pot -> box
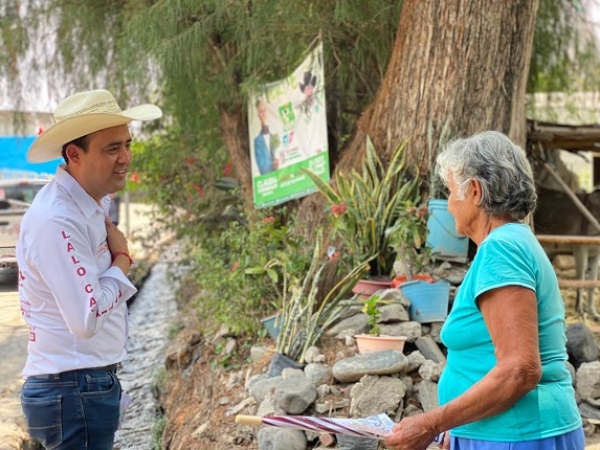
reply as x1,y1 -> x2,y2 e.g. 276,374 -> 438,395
400,279 -> 450,323
260,314 -> 281,339
426,199 -> 469,259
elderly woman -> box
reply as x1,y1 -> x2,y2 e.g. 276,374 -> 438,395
384,131 -> 583,450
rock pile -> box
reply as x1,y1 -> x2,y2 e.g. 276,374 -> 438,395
237,285 -> 449,450
235,290 -> 600,450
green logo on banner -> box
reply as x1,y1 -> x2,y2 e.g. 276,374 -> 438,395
278,102 -> 295,130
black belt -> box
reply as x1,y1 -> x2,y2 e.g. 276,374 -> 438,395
27,364 -> 119,380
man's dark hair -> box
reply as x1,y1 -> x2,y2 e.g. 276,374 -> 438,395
61,135 -> 90,164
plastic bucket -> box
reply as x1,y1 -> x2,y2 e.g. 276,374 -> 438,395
400,279 -> 450,323
426,199 -> 469,259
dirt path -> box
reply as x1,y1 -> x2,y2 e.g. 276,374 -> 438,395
0,274 -> 29,450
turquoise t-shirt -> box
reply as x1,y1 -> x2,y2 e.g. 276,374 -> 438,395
439,223 -> 581,441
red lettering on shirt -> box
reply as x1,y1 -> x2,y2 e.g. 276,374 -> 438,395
76,267 -> 86,277
89,297 -> 96,307
29,330 -> 36,342
61,230 -> 70,239
67,242 -> 75,252
71,255 -> 81,265
85,284 -> 93,294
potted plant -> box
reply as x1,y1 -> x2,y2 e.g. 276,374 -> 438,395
304,136 -> 420,288
354,294 -> 407,354
387,200 -> 430,281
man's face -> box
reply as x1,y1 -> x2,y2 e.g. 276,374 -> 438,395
70,124 -> 132,202
303,84 -> 314,97
257,101 -> 267,124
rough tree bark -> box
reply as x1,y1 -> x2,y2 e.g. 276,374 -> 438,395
298,0 -> 539,227
218,102 -> 254,204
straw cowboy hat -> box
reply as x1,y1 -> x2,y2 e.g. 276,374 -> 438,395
28,89 -> 163,163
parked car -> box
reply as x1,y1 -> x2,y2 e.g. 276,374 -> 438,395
0,178 -> 49,204
0,177 -> 50,274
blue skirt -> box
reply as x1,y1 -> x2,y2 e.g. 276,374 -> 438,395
450,427 -> 584,450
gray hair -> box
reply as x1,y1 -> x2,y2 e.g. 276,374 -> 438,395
436,131 -> 537,221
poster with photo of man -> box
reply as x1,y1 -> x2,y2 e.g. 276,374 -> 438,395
248,43 -> 330,208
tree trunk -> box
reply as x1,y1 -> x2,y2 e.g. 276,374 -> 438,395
366,0 -> 538,172
218,104 -> 254,205
299,0 -> 538,228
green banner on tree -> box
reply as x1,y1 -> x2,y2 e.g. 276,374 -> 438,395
248,43 -> 329,208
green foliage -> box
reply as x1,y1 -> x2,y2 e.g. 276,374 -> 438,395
304,137 -> 420,277
129,125 -> 235,243
151,416 -> 166,450
387,202 -> 430,278
189,208 -> 313,334
210,341 -> 250,372
151,365 -> 168,449
528,0 -> 600,93
2,0 -> 403,147
362,294 -> 381,336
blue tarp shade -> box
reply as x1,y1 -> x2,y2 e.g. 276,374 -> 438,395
0,136 -> 61,175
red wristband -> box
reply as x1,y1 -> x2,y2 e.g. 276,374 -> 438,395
111,251 -> 134,265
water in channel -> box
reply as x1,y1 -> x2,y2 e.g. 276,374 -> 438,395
113,245 -> 182,450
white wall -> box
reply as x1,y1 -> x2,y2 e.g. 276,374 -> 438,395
0,110 -> 53,137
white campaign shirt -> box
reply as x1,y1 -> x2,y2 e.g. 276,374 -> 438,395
16,166 -> 137,377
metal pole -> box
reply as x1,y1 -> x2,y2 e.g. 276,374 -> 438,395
124,190 -> 131,238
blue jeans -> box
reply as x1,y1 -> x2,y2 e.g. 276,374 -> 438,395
21,368 -> 121,450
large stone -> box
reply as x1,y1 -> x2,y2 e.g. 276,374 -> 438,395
415,336 -> 447,365
418,360 -> 442,382
304,363 -> 333,387
378,288 -> 412,309
274,375 -> 317,414
379,303 -> 410,323
335,434 -> 378,450
326,314 -> 370,337
379,321 -> 422,343
349,375 -> 407,416
332,350 -> 409,383
249,376 -> 282,404
580,403 -> 600,421
566,323 -> 599,364
418,380 -> 439,412
576,361 -> 600,400
258,427 -> 307,450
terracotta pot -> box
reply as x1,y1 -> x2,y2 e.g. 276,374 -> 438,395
354,334 -> 407,354
391,273 -> 434,288
352,278 -> 393,299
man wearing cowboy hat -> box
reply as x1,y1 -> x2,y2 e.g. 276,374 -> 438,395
17,89 -> 161,449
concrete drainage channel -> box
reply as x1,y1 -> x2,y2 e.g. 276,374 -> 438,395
113,244 -> 182,449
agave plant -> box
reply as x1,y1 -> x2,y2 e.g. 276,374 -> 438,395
274,230 -> 370,364
304,137 -> 420,277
